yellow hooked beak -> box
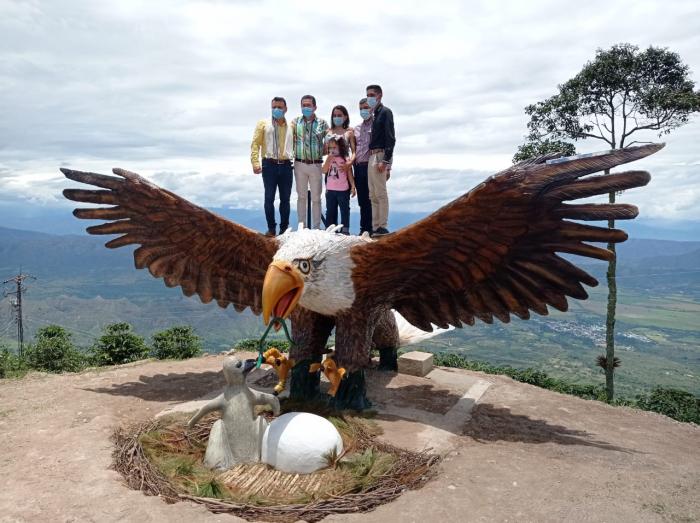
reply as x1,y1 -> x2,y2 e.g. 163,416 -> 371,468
262,260 -> 305,330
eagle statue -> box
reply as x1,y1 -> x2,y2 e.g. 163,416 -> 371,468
61,143 -> 662,409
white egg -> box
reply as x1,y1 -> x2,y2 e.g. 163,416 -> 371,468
261,412 -> 343,474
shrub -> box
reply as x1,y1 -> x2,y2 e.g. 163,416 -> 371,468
24,325 -> 86,373
0,346 -> 28,378
635,387 -> 700,425
92,322 -> 149,366
151,326 -> 203,360
231,338 -> 291,354
433,351 -> 698,423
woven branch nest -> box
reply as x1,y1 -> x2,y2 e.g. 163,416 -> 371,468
112,414 -> 441,522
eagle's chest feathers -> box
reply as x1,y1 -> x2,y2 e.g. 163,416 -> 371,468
274,230 -> 367,316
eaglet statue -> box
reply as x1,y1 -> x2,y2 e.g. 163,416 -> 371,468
188,356 -> 280,470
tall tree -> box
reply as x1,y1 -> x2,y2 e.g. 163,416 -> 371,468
523,43 -> 700,400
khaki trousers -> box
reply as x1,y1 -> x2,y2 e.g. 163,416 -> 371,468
368,151 -> 389,231
294,162 -> 323,229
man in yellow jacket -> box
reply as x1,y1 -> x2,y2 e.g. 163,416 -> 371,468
251,96 -> 295,236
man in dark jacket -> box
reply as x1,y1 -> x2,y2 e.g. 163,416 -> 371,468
366,84 -> 395,236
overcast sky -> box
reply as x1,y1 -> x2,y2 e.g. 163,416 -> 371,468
1,0 -> 699,221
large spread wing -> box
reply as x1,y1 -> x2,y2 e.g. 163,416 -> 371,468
350,144 -> 663,330
62,167 -> 277,314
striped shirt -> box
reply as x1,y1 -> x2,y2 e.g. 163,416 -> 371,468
292,116 -> 329,161
354,118 -> 373,163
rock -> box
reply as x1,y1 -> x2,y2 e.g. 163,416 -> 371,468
398,351 -> 434,377
261,412 -> 343,474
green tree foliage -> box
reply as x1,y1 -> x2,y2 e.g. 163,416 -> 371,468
636,387 -> 699,425
512,138 -> 576,163
433,352 -> 698,424
520,43 -> 700,401
92,322 -> 149,366
151,326 -> 203,360
232,338 -> 291,353
24,325 -> 86,373
525,44 -> 700,148
0,346 -> 28,378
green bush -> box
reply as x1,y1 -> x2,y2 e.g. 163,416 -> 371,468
635,387 -> 700,425
24,325 -> 87,373
92,322 -> 149,366
232,338 -> 290,354
0,346 -> 28,378
433,351 -> 698,423
151,326 -> 203,360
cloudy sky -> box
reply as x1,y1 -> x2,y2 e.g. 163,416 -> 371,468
1,0 -> 699,222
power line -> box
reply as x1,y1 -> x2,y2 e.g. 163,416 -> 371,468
2,271 -> 36,357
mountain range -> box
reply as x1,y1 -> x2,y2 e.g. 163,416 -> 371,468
0,220 -> 698,397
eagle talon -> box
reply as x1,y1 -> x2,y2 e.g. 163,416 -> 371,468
263,348 -> 294,395
309,352 -> 346,397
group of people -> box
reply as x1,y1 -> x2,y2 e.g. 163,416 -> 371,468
250,84 -> 395,237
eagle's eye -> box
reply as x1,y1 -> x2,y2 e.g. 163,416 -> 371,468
296,259 -> 311,274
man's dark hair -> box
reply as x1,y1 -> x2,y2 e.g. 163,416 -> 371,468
271,96 -> 287,107
366,84 -> 383,95
301,94 -> 317,106
330,105 -> 350,129
359,97 -> 368,105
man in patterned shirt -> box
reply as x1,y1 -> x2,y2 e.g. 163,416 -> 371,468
353,98 -> 373,235
292,94 -> 329,229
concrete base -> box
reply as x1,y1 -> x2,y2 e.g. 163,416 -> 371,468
398,351 -> 434,377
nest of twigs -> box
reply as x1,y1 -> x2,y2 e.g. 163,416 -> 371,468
113,413 -> 440,522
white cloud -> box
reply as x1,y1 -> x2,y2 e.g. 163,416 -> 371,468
1,0 -> 699,220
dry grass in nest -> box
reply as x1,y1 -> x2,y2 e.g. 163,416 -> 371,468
112,412 -> 440,522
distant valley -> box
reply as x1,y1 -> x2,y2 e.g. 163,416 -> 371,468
1,222 -> 698,397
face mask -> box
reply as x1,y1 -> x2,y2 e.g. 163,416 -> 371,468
367,96 -> 378,108
360,109 -> 371,120
302,107 -> 314,118
333,116 -> 345,127
330,147 -> 340,156
271,107 -> 284,119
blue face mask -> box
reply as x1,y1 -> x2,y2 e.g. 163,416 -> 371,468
333,116 -> 345,127
271,107 -> 284,119
367,96 -> 378,108
302,107 -> 314,118
360,109 -> 371,120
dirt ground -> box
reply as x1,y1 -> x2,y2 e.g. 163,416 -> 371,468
0,354 -> 698,523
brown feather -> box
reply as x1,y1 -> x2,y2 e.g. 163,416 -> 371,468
351,144 -> 662,328
61,167 -> 277,314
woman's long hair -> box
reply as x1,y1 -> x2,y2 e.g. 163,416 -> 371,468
330,105 -> 350,129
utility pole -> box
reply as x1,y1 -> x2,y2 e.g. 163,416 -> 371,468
2,272 -> 35,358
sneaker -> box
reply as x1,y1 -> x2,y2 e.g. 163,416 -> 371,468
372,227 -> 390,236
264,229 -> 276,237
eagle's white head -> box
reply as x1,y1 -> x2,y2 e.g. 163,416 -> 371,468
262,225 -> 370,326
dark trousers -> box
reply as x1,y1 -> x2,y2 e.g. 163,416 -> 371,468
353,162 -> 372,234
262,159 -> 293,233
325,189 -> 351,232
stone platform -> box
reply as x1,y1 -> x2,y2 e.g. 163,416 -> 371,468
157,353 -> 491,455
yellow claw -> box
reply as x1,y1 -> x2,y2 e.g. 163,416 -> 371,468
263,347 -> 294,396
313,352 -> 346,397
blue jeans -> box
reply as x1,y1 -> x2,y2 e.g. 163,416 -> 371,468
325,189 -> 351,232
262,159 -> 293,233
353,162 -> 372,234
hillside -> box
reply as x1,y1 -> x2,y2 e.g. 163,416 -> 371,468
1,225 -> 699,396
